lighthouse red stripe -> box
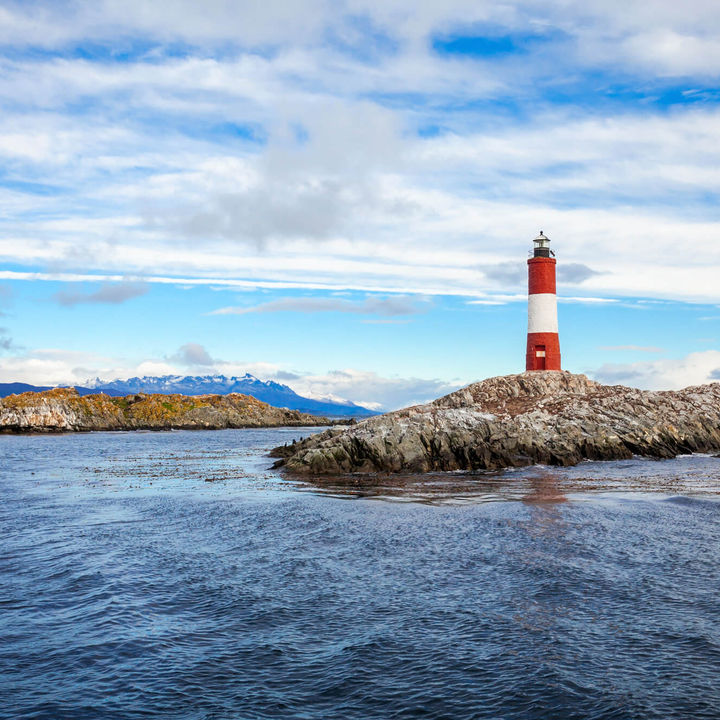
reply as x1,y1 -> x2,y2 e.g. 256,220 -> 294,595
526,332 -> 561,371
527,257 -> 556,295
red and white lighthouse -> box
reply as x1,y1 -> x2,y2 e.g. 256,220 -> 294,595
526,231 -> 561,371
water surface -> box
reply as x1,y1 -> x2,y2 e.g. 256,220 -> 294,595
2,429 -> 719,719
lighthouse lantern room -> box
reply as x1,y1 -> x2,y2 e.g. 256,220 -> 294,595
526,231 -> 561,371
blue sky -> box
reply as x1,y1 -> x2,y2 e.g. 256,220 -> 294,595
0,0 -> 719,409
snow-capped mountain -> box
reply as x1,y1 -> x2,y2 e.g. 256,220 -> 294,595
82,374 -> 377,417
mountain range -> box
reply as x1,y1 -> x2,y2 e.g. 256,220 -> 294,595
0,374 -> 377,417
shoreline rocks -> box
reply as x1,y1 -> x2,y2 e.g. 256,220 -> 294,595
0,388 -> 337,433
271,371 -> 720,476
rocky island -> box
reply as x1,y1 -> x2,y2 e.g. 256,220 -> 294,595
272,371 -> 720,475
0,388 -> 334,432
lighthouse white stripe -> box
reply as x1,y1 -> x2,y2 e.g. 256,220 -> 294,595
528,293 -> 558,333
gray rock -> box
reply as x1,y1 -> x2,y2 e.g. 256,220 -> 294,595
273,371 -> 720,476
0,388 -> 335,433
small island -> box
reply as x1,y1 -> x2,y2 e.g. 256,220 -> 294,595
0,388 -> 337,433
272,371 -> 720,476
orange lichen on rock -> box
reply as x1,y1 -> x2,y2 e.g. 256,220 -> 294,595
0,388 -> 331,433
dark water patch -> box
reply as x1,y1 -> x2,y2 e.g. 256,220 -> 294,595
662,494 -> 720,507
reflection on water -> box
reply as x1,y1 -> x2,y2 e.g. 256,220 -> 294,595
524,474 -> 569,504
5,427 -> 718,506
522,474 -> 569,537
295,454 -> 720,507
1,429 -> 720,720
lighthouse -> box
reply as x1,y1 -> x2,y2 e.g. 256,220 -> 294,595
526,231 -> 561,371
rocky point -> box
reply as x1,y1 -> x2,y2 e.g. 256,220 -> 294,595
272,371 -> 720,476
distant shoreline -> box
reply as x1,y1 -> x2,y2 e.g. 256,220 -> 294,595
0,375 -> 378,419
0,388 -> 355,434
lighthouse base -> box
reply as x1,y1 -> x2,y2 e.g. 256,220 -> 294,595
526,332 -> 561,371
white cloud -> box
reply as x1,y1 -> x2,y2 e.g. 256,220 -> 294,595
558,297 -> 618,305
0,348 -> 124,386
0,346 -> 279,389
0,327 -> 13,351
0,1 -> 720,318
2,0 -> 718,69
591,350 -> 720,390
0,343 -> 460,410
171,343 -> 215,366
598,345 -> 664,353
210,295 -> 431,316
52,281 -> 149,306
282,368 -> 461,410
2,88 -> 720,301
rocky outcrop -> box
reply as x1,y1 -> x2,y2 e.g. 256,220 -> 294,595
272,372 -> 720,475
0,388 -> 333,432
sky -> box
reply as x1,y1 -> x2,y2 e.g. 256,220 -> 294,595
1,0 -> 720,410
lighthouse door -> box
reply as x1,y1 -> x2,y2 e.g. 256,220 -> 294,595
535,345 -> 546,370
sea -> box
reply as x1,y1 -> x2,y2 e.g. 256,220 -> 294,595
2,427 -> 719,720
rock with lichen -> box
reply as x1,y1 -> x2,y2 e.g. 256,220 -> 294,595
0,388 -> 331,432
271,371 -> 720,475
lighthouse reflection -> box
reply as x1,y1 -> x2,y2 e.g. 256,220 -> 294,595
302,467 -> 573,510
521,472 -> 569,536
523,473 -> 568,505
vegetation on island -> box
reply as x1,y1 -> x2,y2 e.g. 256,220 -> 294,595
0,388 -> 335,432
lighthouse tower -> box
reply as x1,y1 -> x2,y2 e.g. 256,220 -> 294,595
526,231 -> 561,371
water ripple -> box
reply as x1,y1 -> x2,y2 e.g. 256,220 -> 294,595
1,429 -> 719,719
